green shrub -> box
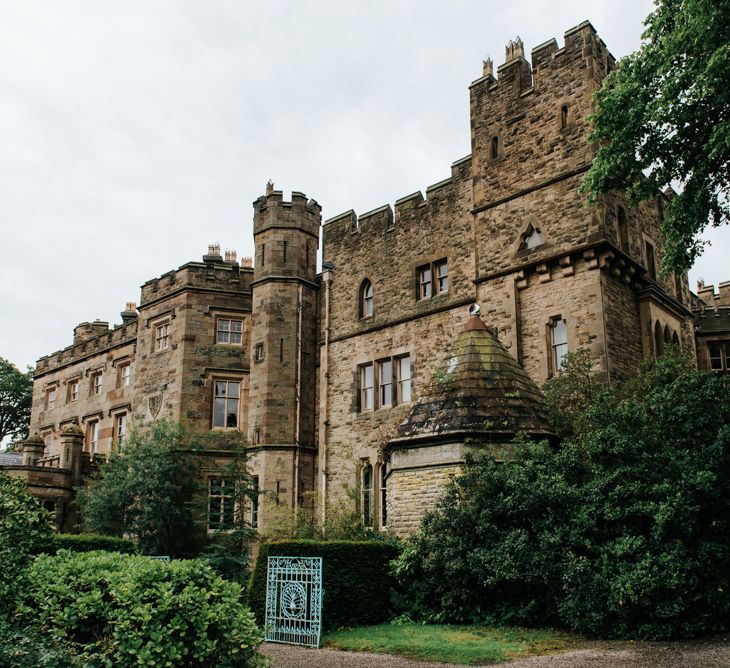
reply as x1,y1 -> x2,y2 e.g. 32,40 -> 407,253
0,473 -> 52,607
0,616 -> 75,668
249,540 -> 401,631
395,354 -> 730,639
34,532 -> 137,555
16,551 -> 265,667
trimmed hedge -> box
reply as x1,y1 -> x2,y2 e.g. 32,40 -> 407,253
249,540 -> 400,631
34,533 -> 137,555
16,551 -> 264,667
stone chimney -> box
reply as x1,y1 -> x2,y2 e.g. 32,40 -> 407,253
224,249 -> 238,264
505,37 -> 524,62
73,320 -> 110,345
241,256 -> 253,268
121,302 -> 138,325
203,243 -> 222,263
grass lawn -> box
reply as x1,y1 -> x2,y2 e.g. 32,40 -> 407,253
324,623 -> 584,665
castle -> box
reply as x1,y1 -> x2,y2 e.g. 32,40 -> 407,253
4,21 -> 726,539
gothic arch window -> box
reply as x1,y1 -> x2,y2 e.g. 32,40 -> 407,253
663,325 -> 672,345
560,104 -> 569,129
616,206 -> 629,252
654,321 -> 664,356
672,331 -> 680,348
549,316 -> 568,376
359,279 -> 373,318
520,223 -> 544,251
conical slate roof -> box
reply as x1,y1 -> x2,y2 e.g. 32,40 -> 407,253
392,315 -> 553,444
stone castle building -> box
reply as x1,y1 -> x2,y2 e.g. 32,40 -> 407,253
4,21 -> 722,538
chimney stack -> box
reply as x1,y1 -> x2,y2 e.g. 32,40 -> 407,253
121,302 -> 138,325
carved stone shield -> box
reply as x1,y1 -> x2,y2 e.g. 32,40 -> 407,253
148,394 -> 162,418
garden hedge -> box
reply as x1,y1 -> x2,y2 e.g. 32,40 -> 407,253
33,532 -> 137,555
16,551 -> 264,667
248,540 -> 400,631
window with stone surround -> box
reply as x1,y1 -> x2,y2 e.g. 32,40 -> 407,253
708,342 -> 730,372
91,372 -> 103,396
379,462 -> 388,529
361,462 -> 374,528
216,318 -> 243,345
68,380 -> 79,403
519,224 -> 544,251
213,379 -> 240,430
358,354 -> 412,412
560,104 -> 569,129
254,342 -> 264,362
118,363 -> 131,388
417,259 -> 448,300
114,412 -> 127,448
86,420 -> 99,454
360,279 -> 374,318
155,321 -> 170,351
491,135 -> 499,159
208,477 -> 234,531
251,475 -> 259,529
46,386 -> 57,410
644,239 -> 657,281
549,317 -> 568,376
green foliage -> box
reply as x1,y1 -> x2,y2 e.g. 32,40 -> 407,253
77,420 -> 202,557
249,540 -> 401,631
34,532 -> 137,555
395,354 -> 730,639
0,356 -> 33,444
0,473 -> 52,607
542,348 -> 599,437
0,617 -> 76,668
16,551 -> 265,667
582,0 -> 730,271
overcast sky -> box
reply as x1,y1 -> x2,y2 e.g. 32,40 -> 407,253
1,0 -> 727,372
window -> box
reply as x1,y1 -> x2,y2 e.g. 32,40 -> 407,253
252,427 -> 261,445
550,318 -> 568,375
208,478 -> 234,531
217,318 -> 243,345
254,343 -> 264,362
114,412 -> 127,447
418,259 -> 448,299
68,380 -> 79,403
491,136 -> 499,159
560,104 -> 569,129
117,363 -> 131,388
379,463 -> 388,528
520,224 -> 544,251
378,359 -> 393,406
359,364 -> 374,411
397,355 -> 412,403
360,280 -> 374,318
46,387 -> 57,410
86,421 -> 99,454
213,380 -> 240,429
155,322 -> 170,351
645,240 -> 656,280
91,372 -> 103,396
709,343 -> 730,372
359,354 -> 412,412
361,463 -> 373,528
617,206 -> 629,251
251,475 -> 259,529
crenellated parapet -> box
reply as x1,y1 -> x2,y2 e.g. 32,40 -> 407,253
253,188 -> 321,239
139,249 -> 253,308
696,281 -> 730,309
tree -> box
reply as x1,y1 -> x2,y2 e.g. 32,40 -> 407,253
0,357 -> 33,446
582,0 -> 730,271
394,353 -> 730,639
77,420 -> 202,557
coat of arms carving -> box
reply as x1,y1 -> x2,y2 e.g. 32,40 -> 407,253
148,394 -> 162,418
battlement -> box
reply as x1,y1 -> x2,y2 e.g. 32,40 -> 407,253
252,183 -> 321,239
323,154 -> 471,239
138,244 -> 252,307
696,281 -> 730,308
35,317 -> 138,376
470,20 -> 613,98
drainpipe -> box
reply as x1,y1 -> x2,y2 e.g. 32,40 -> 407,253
294,282 -> 303,511
319,267 -> 333,530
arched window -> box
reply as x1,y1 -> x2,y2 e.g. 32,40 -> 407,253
491,136 -> 499,159
360,280 -> 373,318
616,206 -> 629,252
361,463 -> 373,528
654,321 -> 664,356
549,317 -> 568,375
663,325 -> 672,345
560,104 -> 569,129
672,331 -> 680,348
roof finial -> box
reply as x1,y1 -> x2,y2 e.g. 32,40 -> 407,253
266,180 -> 274,195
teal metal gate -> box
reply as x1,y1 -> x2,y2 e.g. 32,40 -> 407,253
264,556 -> 323,647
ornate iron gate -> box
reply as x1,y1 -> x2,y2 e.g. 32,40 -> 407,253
264,556 -> 323,647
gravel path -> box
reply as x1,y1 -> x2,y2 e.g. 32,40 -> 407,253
261,635 -> 730,667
